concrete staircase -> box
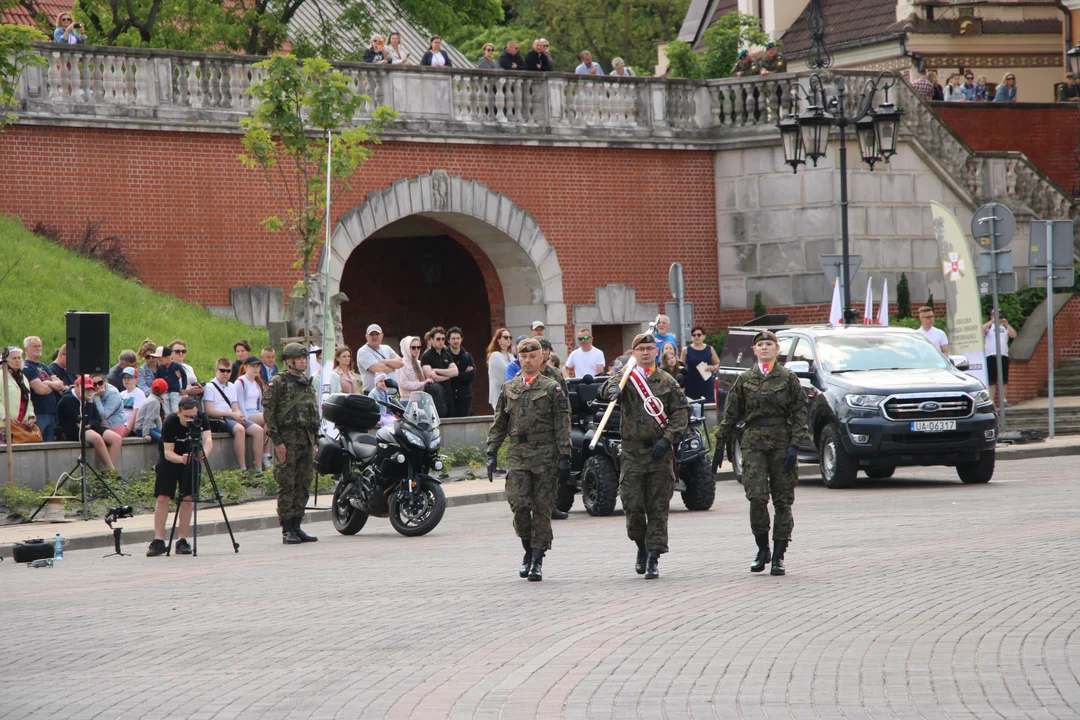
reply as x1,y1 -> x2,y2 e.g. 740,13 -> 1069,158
1037,359 -> 1080,397
1006,390 -> 1080,436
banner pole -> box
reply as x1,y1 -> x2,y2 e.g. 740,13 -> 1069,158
1047,221 -> 1055,439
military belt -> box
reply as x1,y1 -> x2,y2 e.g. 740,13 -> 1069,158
744,417 -> 786,429
621,438 -> 655,450
512,432 -> 555,444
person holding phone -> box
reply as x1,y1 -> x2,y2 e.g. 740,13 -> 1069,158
54,13 -> 87,44
983,311 -> 1017,407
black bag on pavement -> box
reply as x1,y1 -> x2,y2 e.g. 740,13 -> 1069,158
13,539 -> 55,563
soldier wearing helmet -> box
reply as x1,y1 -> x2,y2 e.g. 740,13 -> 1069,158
263,342 -> 321,544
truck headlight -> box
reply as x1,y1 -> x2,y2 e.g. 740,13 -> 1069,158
845,394 -> 886,409
971,389 -> 993,407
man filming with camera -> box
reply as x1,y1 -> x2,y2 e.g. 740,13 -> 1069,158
146,397 -> 212,557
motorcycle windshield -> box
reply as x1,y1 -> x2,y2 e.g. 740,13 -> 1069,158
404,392 -> 440,429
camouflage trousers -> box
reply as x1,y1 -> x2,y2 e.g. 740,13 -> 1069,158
274,439 -> 314,522
505,453 -> 557,550
743,448 -> 797,542
619,449 -> 675,553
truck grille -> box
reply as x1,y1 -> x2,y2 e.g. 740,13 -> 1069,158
882,393 -> 973,421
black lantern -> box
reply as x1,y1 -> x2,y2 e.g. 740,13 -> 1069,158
872,102 -> 902,161
798,105 -> 833,166
855,112 -> 879,170
1068,45 -> 1080,76
778,114 -> 805,173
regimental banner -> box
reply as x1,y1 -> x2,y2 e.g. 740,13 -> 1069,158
930,202 -> 988,388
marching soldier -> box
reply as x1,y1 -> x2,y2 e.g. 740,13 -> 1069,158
263,342 -> 321,545
600,333 -> 688,579
713,331 -> 807,575
487,338 -> 572,581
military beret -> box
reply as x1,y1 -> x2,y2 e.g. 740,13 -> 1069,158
517,338 -> 542,354
631,332 -> 656,349
535,336 -> 553,350
753,330 -> 779,344
738,49 -> 748,59
765,41 -> 776,49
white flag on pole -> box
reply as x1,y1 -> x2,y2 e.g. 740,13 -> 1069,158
877,278 -> 889,326
863,276 -> 873,325
828,278 -> 842,325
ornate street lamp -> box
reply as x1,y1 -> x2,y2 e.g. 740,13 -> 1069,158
1068,45 -> 1080,76
776,72 -> 905,323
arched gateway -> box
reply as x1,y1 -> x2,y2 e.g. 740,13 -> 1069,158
322,171 -> 566,412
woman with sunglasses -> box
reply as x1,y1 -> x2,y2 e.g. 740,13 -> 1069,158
680,326 -> 720,406
53,12 -> 86,44
397,336 -> 429,404
994,73 -> 1017,102
477,43 -> 499,69
486,328 -> 514,410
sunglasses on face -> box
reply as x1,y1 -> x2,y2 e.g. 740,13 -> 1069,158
93,381 -> 104,387
434,337 -> 445,342
500,335 -> 511,340
692,333 -> 704,337
173,349 -> 186,354
578,336 -> 590,341
217,368 -> 230,373
411,345 -> 421,350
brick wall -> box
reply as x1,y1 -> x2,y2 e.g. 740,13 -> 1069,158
1008,296 -> 1080,401
0,125 -> 719,351
934,104 -> 1080,193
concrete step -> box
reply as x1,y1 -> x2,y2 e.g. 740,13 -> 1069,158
1037,386 -> 1080,397
1006,406 -> 1080,419
1058,359 -> 1080,370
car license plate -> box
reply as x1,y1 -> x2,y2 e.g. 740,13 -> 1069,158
910,420 -> 956,432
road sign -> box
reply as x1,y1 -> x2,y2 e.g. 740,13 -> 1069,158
978,250 -> 1012,274
665,302 -> 693,334
818,254 -> 862,284
1029,267 -> 1076,288
668,263 -> 684,299
1029,221 -> 1075,266
971,203 -> 1016,251
977,273 -> 1016,296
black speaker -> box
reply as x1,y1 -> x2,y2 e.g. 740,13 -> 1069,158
66,312 -> 110,375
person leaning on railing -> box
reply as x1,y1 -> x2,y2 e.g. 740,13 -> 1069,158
477,43 -> 499,69
499,41 -> 526,70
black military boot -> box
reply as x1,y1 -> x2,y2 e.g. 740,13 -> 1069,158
519,537 -> 532,578
294,515 -> 318,543
635,540 -> 648,575
551,508 -> 568,520
282,518 -> 301,545
527,549 -> 545,581
644,550 -> 660,580
771,539 -> 788,576
750,535 -> 772,573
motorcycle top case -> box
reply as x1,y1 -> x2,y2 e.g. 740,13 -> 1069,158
323,393 -> 381,430
13,539 -> 56,563
315,435 -> 346,475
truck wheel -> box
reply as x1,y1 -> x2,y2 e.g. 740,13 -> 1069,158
729,434 -> 744,484
864,466 -> 895,479
581,455 -> 619,516
556,482 -> 576,513
680,458 -> 716,511
957,450 -> 995,484
819,424 -> 857,489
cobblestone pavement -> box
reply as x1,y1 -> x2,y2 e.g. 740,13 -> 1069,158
1,457 -> 1078,719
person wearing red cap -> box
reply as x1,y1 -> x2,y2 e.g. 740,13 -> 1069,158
135,378 -> 170,443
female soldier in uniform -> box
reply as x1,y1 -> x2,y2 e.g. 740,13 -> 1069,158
714,331 -> 808,575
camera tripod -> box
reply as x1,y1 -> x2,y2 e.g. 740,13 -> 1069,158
31,375 -> 125,522
166,426 -> 240,557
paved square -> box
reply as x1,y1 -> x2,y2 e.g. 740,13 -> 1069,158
1,457 -> 1078,719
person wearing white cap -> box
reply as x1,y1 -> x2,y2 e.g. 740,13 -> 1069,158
531,320 -> 546,337
358,323 -> 403,392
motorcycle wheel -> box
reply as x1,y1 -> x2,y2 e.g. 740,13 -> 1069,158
680,458 -> 716,511
581,455 -> 619,516
389,477 -> 447,537
332,480 -> 369,535
556,482 -> 576,513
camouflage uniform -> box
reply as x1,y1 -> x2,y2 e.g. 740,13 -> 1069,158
732,55 -> 757,77
715,363 -> 808,543
263,370 -> 320,523
542,364 -> 570,399
600,366 -> 688,552
487,373 -> 571,549
758,51 -> 787,74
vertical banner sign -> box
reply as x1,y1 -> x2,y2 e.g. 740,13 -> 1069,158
930,201 -> 988,388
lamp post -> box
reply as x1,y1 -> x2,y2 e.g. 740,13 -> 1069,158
777,73 -> 903,323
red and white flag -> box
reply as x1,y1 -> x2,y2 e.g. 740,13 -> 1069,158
828,279 -> 842,325
863,276 -> 873,325
877,278 -> 889,326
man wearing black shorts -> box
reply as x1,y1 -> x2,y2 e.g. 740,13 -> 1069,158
147,397 -> 212,556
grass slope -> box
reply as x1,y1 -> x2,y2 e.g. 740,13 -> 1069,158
0,216 -> 268,377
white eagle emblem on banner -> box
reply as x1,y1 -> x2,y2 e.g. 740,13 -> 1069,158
942,252 -> 965,281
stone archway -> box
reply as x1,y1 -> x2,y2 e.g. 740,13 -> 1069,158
323,170 -> 567,356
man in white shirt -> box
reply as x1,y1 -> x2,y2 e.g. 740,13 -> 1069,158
357,324 -> 404,392
564,329 -> 606,378
983,311 -> 1017,406
575,51 -> 603,75
916,306 -> 950,355
203,358 -> 264,472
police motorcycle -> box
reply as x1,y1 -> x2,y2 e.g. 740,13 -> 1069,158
317,389 -> 447,537
559,374 -> 716,516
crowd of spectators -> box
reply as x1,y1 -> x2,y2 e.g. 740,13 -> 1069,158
911,68 -> 1018,103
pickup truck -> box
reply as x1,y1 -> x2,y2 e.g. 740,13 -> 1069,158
715,325 -> 998,487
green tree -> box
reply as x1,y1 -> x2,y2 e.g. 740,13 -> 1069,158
896,272 -> 911,318
753,291 -> 767,318
665,12 -> 771,79
0,10 -> 47,131
238,55 -> 396,316
926,291 -> 934,308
